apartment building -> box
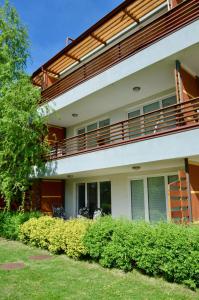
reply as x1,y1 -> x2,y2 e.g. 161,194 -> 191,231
31,0 -> 199,223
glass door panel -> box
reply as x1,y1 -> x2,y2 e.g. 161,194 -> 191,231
128,110 -> 141,138
148,176 -> 166,222
131,180 -> 145,220
98,119 -> 110,146
100,181 -> 111,214
162,96 -> 177,129
77,128 -> 86,151
87,123 -> 97,148
87,182 -> 98,217
77,183 -> 85,212
143,101 -> 160,135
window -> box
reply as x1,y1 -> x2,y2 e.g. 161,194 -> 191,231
128,109 -> 141,138
147,176 -> 166,222
77,183 -> 85,210
143,101 -> 160,135
77,181 -> 111,216
162,96 -> 178,129
131,179 -> 145,220
87,182 -> 98,215
131,174 -> 177,222
128,95 -> 177,137
98,119 -> 110,145
77,119 -> 110,149
100,181 -> 111,214
87,123 -> 97,148
77,128 -> 86,151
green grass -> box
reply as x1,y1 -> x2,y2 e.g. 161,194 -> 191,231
0,238 -> 198,300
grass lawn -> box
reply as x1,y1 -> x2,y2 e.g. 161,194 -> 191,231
0,238 -> 198,300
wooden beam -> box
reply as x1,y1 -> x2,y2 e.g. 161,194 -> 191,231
123,8 -> 140,23
90,33 -> 106,45
65,53 -> 80,62
46,69 -> 59,77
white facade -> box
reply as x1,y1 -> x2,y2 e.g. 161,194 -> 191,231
36,2 -> 199,221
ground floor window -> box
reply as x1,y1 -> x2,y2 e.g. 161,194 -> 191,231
131,174 -> 178,222
77,181 -> 111,216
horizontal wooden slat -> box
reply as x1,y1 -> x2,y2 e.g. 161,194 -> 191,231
170,190 -> 188,198
33,0 -> 166,86
170,200 -> 189,208
46,97 -> 199,160
39,0 -> 199,103
171,210 -> 190,218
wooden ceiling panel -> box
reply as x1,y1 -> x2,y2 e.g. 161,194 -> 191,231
32,0 -> 167,86
68,36 -> 101,58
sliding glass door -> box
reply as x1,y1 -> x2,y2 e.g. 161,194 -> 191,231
147,176 -> 166,222
87,182 -> 98,216
131,179 -> 145,220
131,175 -> 173,222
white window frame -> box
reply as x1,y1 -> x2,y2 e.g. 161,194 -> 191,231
127,92 -> 176,119
128,172 -> 178,222
74,117 -> 111,136
76,180 -> 112,215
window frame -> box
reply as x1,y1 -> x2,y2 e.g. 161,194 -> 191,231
76,180 -> 112,215
129,172 -> 178,222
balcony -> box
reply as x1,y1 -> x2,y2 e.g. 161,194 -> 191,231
47,97 -> 199,161
39,0 -> 199,105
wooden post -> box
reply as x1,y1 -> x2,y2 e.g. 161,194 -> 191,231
185,158 -> 193,222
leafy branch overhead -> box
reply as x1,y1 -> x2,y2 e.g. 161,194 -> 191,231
0,0 -> 48,209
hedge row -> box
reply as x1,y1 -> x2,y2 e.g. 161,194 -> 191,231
2,214 -> 198,289
19,216 -> 92,259
0,211 -> 42,240
84,217 -> 199,289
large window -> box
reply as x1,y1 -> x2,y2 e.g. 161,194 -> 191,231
100,181 -> 111,214
131,174 -> 178,222
77,119 -> 110,149
87,182 -> 98,216
128,95 -> 177,138
131,179 -> 145,220
77,181 -> 111,216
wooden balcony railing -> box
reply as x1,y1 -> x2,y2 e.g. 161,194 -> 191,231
40,0 -> 199,105
47,97 -> 199,160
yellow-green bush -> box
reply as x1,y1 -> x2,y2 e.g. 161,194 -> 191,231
19,216 -> 92,259
19,216 -> 57,249
63,219 -> 92,258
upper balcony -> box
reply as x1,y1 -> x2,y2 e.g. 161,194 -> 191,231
32,0 -> 199,106
46,97 -> 199,161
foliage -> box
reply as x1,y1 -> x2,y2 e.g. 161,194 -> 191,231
0,1 -> 48,208
19,216 -> 92,259
84,217 -> 199,289
0,210 -> 42,240
1,239 -> 198,300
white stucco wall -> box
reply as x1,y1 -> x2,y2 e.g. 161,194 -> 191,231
47,128 -> 199,177
64,167 -> 181,219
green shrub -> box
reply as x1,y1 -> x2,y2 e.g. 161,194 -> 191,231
20,216 -> 92,259
84,217 -> 199,289
0,211 -> 42,240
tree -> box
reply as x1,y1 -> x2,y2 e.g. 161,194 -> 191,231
0,1 -> 48,209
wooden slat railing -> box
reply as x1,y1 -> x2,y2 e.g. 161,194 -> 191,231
40,0 -> 199,105
168,170 -> 191,223
46,97 -> 199,160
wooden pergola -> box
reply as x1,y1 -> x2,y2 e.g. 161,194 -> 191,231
32,0 -> 166,88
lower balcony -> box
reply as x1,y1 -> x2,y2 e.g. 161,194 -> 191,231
47,97 -> 199,161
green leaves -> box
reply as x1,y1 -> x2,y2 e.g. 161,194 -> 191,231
84,217 -> 199,289
0,1 -> 48,208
